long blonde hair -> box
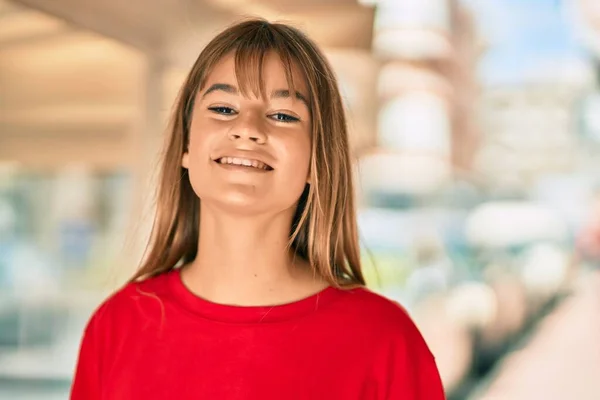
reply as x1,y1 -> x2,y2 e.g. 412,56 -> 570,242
131,18 -> 365,288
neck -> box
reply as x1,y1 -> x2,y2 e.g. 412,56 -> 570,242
181,202 -> 325,306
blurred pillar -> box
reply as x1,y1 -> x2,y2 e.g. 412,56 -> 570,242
324,49 -> 380,154
449,5 -> 481,173
125,55 -> 167,278
359,0 -> 480,198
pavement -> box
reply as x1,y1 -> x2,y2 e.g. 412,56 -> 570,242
474,270 -> 600,400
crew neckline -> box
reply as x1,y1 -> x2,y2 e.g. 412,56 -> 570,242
166,268 -> 345,324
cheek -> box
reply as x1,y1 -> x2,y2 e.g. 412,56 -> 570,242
185,126 -> 214,194
284,135 -> 310,171
187,138 -> 206,173
187,119 -> 218,164
277,137 -> 311,196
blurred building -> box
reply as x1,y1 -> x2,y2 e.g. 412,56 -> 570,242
471,0 -> 599,195
477,83 -> 587,193
573,0 -> 600,171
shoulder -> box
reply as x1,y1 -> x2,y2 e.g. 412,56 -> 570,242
335,287 -> 434,355
73,271 -> 175,389
85,270 -> 173,333
336,288 -> 444,396
338,287 -> 417,329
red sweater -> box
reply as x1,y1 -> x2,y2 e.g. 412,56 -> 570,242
71,269 -> 445,399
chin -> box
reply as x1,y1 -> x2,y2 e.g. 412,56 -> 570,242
218,198 -> 270,216
201,192 -> 273,215
202,191 -> 298,218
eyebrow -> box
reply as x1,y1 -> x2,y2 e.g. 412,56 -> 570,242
203,83 -> 238,96
202,83 -> 309,108
272,89 -> 309,108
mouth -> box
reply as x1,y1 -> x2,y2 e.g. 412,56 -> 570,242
213,156 -> 273,171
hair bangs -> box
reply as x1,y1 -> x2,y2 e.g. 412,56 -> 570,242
232,30 -> 299,101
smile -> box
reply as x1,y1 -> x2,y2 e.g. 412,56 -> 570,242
214,157 -> 273,171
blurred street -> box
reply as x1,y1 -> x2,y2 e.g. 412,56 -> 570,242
474,269 -> 600,400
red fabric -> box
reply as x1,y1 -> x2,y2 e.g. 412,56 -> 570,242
71,269 -> 446,400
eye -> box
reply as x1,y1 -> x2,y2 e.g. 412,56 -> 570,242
270,113 -> 300,123
208,106 -> 237,115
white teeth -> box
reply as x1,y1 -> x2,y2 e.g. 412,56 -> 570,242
218,157 -> 269,170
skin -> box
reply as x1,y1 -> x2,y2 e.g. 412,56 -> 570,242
180,52 -> 328,306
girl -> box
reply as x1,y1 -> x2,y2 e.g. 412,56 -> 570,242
71,18 -> 446,399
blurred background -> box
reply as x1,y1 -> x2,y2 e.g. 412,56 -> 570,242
1,0 -> 600,398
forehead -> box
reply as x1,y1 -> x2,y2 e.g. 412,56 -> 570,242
203,51 -> 309,95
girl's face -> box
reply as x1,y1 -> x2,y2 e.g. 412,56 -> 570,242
183,52 -> 312,216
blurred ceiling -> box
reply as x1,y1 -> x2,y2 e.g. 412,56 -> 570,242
11,0 -> 375,63
0,0 -> 376,168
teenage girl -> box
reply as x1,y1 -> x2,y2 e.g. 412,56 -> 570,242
71,18 -> 446,400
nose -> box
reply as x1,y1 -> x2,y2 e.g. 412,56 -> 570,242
228,114 -> 267,144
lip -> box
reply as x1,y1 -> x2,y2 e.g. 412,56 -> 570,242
211,151 -> 274,170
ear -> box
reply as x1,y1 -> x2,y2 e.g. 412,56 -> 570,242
182,152 -> 190,169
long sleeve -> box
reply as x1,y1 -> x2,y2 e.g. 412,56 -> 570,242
70,312 -> 103,400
